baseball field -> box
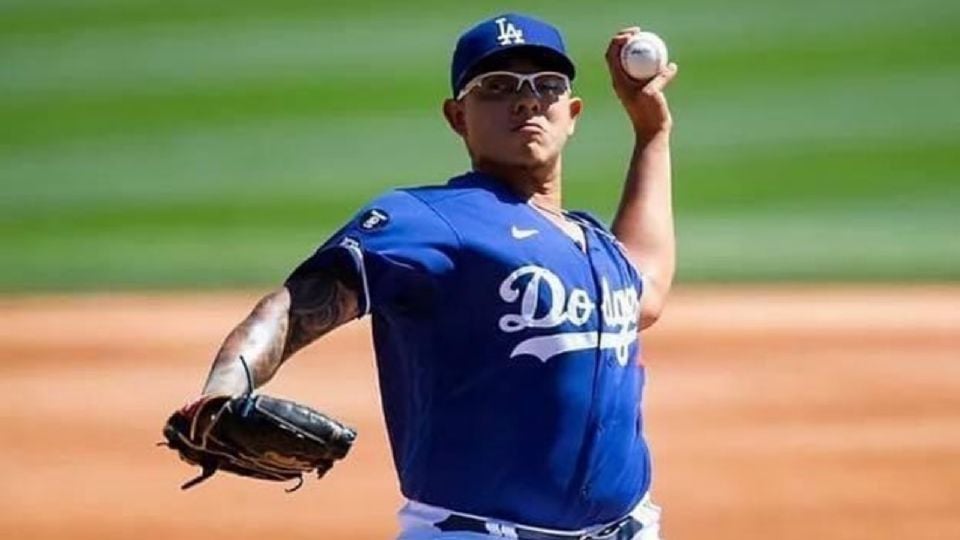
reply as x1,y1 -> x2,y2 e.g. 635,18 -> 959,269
1,0 -> 959,538
2,287 -> 958,539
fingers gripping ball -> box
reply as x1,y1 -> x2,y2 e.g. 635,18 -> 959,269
620,31 -> 669,80
161,393 -> 357,491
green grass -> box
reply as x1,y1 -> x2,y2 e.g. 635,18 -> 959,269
1,0 -> 958,291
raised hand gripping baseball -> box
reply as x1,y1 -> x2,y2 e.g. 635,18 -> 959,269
605,27 -> 679,138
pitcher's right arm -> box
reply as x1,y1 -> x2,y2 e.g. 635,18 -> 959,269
201,270 -> 360,396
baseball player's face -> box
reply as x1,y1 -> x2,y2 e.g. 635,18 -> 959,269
443,57 -> 582,171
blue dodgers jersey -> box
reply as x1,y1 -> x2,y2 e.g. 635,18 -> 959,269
289,172 -> 650,530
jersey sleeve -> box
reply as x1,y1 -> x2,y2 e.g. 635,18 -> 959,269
286,190 -> 460,318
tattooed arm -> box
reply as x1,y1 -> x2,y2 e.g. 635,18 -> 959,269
201,271 -> 360,396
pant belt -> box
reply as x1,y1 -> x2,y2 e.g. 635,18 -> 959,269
433,513 -> 642,540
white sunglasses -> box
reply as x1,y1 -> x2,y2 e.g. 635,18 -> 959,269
456,71 -> 572,101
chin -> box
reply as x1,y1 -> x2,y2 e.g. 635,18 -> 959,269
504,139 -> 549,165
475,142 -> 556,169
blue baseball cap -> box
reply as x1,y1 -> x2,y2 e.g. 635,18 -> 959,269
450,13 -> 576,97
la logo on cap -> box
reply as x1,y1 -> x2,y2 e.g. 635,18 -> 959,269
494,17 -> 525,46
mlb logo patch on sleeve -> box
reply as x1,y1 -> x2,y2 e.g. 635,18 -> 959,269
359,209 -> 390,231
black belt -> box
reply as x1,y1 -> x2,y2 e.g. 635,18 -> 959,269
434,513 -> 642,540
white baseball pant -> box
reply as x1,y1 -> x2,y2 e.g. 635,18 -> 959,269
396,492 -> 662,540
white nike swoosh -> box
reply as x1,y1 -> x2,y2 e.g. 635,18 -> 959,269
511,226 -> 540,239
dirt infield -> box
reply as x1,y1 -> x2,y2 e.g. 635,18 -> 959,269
1,286 -> 957,540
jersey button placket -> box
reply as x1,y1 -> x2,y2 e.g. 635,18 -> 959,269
591,240 -> 612,370
580,228 -> 602,505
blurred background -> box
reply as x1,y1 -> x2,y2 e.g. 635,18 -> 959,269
1,1 -> 958,539
2,0 -> 957,290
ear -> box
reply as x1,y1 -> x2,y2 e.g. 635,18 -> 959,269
566,97 -> 583,136
442,98 -> 467,137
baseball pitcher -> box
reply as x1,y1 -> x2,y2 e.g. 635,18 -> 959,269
163,12 -> 678,540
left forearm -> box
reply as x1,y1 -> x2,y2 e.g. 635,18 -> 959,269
604,29 -> 679,327
611,131 -> 675,323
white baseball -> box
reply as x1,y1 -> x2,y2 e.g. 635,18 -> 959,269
619,31 -> 668,80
